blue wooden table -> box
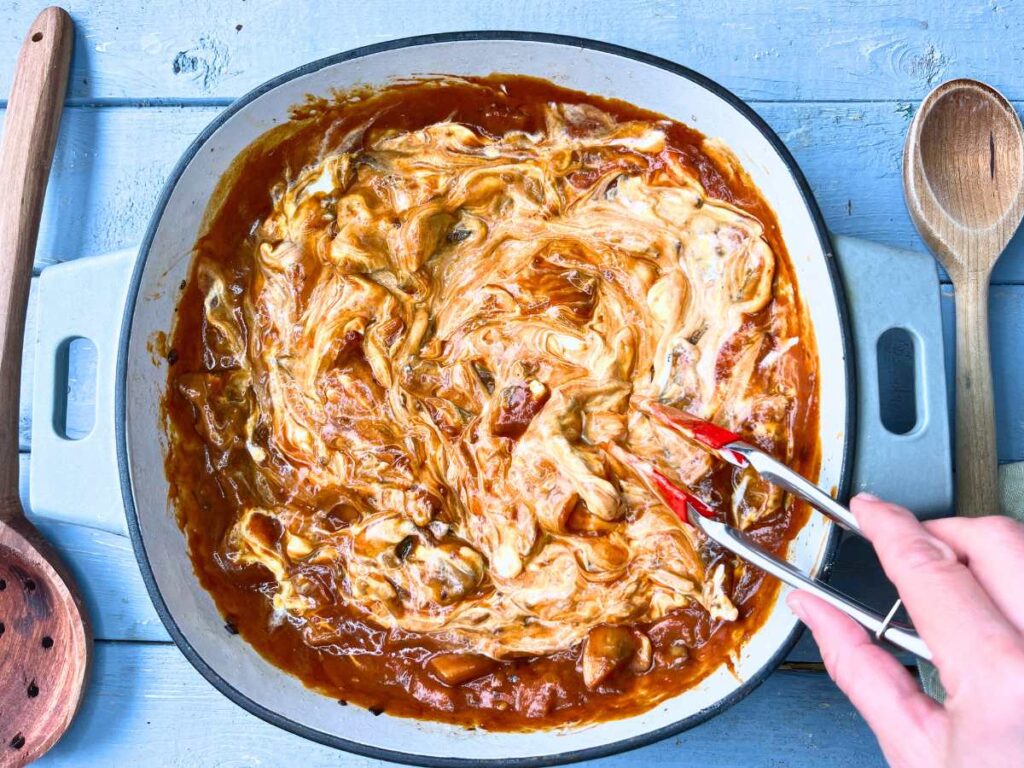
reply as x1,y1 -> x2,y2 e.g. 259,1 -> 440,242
2,1 -> 1023,765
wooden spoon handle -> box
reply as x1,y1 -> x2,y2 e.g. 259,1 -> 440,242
0,8 -> 72,512
953,273 -> 1000,517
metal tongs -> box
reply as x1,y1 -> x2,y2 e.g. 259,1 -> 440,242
608,401 -> 932,661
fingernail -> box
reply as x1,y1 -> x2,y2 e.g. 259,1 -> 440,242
786,592 -> 807,621
855,491 -> 879,502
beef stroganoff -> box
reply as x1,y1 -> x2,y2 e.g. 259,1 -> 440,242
164,76 -> 819,728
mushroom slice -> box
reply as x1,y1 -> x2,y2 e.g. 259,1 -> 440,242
427,653 -> 498,686
629,631 -> 654,674
580,625 -> 637,689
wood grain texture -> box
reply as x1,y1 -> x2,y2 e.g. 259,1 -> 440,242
0,106 -> 222,271
0,520 -> 91,768
950,277 -> 1000,514
0,5 -> 72,501
977,286 -> 1024,463
32,642 -> 884,768
0,0 -> 1020,104
0,9 -> 91,767
904,79 -> 1024,515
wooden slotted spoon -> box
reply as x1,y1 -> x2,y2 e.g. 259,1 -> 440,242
0,8 -> 91,766
904,79 -> 1024,516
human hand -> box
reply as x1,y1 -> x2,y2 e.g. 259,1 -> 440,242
787,493 -> 1024,768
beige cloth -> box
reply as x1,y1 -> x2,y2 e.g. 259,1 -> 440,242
920,462 -> 1024,701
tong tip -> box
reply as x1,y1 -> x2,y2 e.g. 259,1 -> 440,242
639,400 -> 749,467
601,441 -> 714,526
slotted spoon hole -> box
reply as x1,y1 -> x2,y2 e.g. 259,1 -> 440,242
0,564 -> 59,755
0,550 -> 89,764
0,569 -> 9,638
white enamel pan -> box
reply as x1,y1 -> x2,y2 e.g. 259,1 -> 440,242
26,33 -> 955,767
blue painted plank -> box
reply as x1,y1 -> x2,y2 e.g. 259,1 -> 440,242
34,643 -> 882,768
7,102 -> 1024,282
7,3 -> 1021,764
0,106 -> 224,271
0,0 -> 1022,104
7,455 -> 163,641
941,286 -> 1024,466
756,101 -> 1024,286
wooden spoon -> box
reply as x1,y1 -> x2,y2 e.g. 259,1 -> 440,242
904,79 -> 1024,517
0,8 -> 90,766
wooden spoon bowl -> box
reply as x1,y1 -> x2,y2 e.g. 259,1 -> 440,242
0,8 -> 90,766
916,81 -> 1024,236
0,516 -> 89,765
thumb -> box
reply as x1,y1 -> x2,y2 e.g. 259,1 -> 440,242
788,590 -> 944,766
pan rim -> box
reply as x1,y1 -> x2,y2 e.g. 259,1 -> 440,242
116,30 -> 851,768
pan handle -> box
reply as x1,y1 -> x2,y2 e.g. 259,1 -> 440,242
832,235 -> 953,519
29,249 -> 135,536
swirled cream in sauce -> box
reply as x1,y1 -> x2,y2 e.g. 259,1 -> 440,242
165,76 -> 819,729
